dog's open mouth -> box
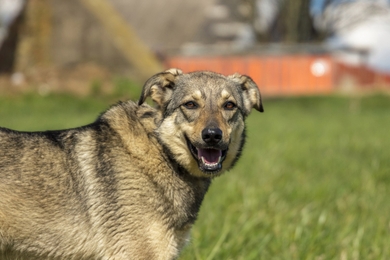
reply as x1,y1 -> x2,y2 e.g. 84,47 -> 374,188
186,138 -> 227,173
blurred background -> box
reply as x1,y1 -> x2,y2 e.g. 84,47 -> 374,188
1,0 -> 390,95
1,1 -> 390,259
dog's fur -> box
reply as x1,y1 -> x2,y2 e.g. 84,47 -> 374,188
0,69 -> 263,260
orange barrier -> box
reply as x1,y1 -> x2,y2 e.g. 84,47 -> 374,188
165,54 -> 334,96
333,63 -> 390,90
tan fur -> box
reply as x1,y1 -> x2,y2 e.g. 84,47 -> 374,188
0,69 -> 263,259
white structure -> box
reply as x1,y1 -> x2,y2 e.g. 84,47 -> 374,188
312,0 -> 390,73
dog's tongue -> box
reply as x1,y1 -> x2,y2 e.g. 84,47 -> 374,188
198,148 -> 222,164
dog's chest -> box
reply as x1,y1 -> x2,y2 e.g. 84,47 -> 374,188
150,171 -> 210,229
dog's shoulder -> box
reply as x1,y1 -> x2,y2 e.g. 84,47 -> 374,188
98,100 -> 161,135
95,100 -> 164,161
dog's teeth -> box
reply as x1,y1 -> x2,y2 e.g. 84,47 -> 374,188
200,156 -> 223,167
201,156 -> 221,167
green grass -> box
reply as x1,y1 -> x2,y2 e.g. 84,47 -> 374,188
0,94 -> 109,131
0,93 -> 389,259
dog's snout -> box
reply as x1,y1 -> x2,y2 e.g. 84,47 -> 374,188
202,128 -> 223,145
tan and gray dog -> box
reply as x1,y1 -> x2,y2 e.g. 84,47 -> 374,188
0,69 -> 263,260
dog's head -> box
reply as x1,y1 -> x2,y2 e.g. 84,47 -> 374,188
139,69 -> 264,178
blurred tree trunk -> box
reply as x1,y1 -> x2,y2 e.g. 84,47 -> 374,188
15,0 -> 52,72
250,0 -> 321,43
282,0 -> 317,42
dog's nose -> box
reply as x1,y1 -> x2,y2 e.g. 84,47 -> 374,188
202,128 -> 223,145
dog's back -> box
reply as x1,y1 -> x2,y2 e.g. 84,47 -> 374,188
1,124 -> 97,258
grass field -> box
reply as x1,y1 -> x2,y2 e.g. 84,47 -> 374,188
0,93 -> 389,260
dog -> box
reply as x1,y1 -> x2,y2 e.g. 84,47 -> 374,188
0,69 -> 263,260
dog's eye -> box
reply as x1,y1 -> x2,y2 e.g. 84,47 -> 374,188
224,101 -> 236,110
183,101 -> 198,109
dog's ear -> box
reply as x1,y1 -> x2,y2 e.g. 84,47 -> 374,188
228,73 -> 264,114
138,68 -> 183,107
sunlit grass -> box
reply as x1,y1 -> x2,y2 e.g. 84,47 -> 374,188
0,93 -> 389,259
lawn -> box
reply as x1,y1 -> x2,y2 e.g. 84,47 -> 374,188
0,93 -> 389,259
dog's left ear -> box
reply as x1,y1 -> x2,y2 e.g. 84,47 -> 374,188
228,73 -> 264,114
138,68 -> 183,108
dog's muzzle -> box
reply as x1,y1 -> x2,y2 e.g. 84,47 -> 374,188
186,128 -> 228,174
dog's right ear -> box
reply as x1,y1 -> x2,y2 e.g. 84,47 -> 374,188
138,68 -> 183,108
228,73 -> 264,114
